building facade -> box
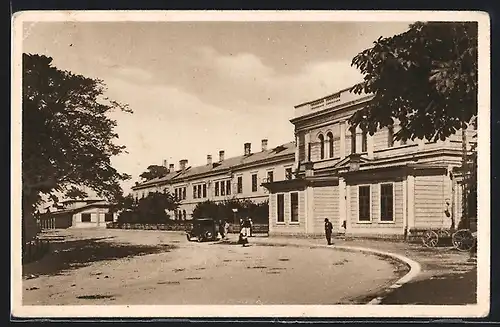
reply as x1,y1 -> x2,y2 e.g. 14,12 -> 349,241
131,139 -> 295,220
263,87 -> 476,238
38,199 -> 117,229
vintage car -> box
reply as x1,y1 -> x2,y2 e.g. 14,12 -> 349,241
186,218 -> 219,242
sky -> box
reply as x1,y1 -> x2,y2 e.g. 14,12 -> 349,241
22,20 -> 412,195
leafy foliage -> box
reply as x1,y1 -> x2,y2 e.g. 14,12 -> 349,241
117,191 -> 179,223
64,186 -> 88,200
349,22 -> 478,142
192,198 -> 269,224
139,165 -> 170,182
22,53 -> 132,217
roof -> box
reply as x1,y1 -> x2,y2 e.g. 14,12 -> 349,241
133,170 -> 183,189
41,200 -> 113,217
133,141 -> 295,189
176,141 -> 295,181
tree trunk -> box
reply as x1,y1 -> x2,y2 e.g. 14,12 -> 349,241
22,190 -> 40,243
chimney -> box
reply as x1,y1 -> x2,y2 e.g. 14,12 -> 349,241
169,163 -> 174,171
244,143 -> 251,156
261,139 -> 268,152
207,154 -> 212,165
162,159 -> 167,167
219,150 -> 225,162
179,159 -> 188,171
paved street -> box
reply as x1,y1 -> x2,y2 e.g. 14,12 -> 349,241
22,229 -> 405,305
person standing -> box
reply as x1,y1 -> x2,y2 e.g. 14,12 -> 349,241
224,220 -> 229,239
219,220 -> 226,239
248,218 -> 254,237
324,218 -> 333,245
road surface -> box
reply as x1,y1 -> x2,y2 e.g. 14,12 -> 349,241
22,229 -> 405,305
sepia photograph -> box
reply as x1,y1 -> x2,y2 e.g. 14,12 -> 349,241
11,10 -> 490,318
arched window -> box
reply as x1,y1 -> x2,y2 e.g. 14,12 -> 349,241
327,132 -> 334,158
318,134 -> 325,159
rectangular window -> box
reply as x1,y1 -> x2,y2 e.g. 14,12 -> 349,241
221,181 -> 226,196
237,176 -> 243,193
193,185 -> 197,199
361,131 -> 368,152
251,174 -> 258,192
104,213 -> 114,222
388,126 -> 394,147
380,183 -> 394,221
307,143 -> 312,161
202,184 -> 207,198
277,194 -> 285,223
351,128 -> 357,154
81,213 -> 91,222
267,171 -> 274,183
285,167 -> 293,180
215,181 -> 219,196
197,184 -> 202,198
182,187 -> 186,200
290,192 -> 299,223
226,180 -> 231,195
358,186 -> 371,221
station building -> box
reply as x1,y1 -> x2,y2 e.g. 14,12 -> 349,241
262,87 -> 476,238
131,140 -> 295,220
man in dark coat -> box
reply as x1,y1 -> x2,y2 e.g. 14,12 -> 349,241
324,218 -> 333,245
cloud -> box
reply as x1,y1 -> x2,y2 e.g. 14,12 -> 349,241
184,46 -> 364,111
112,66 -> 154,83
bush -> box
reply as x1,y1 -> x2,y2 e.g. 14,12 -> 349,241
192,198 -> 269,224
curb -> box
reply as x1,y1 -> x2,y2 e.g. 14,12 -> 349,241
248,240 -> 421,305
334,245 -> 421,305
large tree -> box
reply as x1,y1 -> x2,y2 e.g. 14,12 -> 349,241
22,53 -> 132,238
139,165 -> 170,182
349,22 -> 478,225
349,22 -> 478,142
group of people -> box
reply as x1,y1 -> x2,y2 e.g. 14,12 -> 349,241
218,220 -> 230,239
219,217 -> 340,247
238,218 -> 253,246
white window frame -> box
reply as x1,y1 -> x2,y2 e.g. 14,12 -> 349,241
251,172 -> 258,192
236,175 -> 243,194
276,193 -> 285,224
357,184 -> 372,223
379,182 -> 396,223
289,191 -> 300,225
266,169 -> 274,183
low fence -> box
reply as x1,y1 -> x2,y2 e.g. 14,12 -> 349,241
228,223 -> 269,235
22,238 -> 50,264
106,222 -> 192,231
106,221 -> 269,235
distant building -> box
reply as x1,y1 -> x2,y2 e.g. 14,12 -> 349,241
38,198 -> 117,229
262,86 -> 476,238
131,139 -> 295,221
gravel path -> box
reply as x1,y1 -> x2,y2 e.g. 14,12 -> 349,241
22,229 -> 405,305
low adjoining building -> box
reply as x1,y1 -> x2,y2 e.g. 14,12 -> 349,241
38,198 -> 117,229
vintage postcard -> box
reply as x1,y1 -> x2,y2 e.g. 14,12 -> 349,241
11,10 -> 490,319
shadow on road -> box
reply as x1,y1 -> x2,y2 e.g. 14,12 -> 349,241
23,237 -> 176,278
380,268 -> 477,305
